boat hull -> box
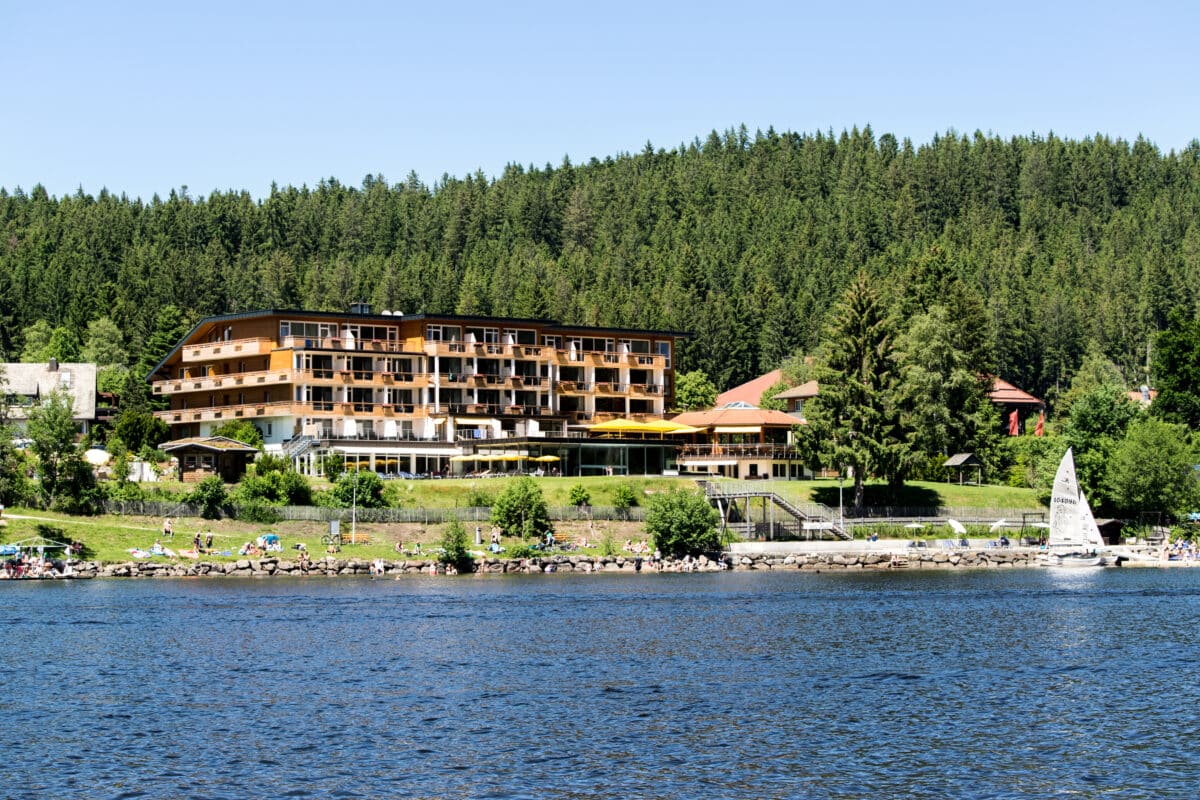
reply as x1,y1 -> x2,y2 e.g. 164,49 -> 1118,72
1042,552 -> 1105,568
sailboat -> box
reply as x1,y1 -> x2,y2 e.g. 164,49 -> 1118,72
1043,447 -> 1107,568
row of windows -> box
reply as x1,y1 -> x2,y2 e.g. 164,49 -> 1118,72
281,321 -> 399,342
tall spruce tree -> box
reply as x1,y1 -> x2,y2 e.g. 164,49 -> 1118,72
806,272 -> 905,511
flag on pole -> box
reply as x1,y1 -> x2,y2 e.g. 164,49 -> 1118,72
1034,411 -> 1045,437
1008,409 -> 1020,436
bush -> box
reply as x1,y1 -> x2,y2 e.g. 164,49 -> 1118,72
235,500 -> 282,524
463,486 -> 495,507
645,488 -> 721,557
328,470 -> 386,508
611,484 -> 637,518
491,476 -> 551,539
438,519 -> 474,572
212,419 -> 264,448
599,530 -> 618,556
568,484 -> 591,507
253,453 -> 291,476
506,543 -> 536,559
104,480 -> 145,502
322,453 -> 345,482
187,475 -> 229,519
233,469 -> 312,506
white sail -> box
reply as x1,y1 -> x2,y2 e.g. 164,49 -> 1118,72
1048,448 -> 1083,548
1079,486 -> 1106,550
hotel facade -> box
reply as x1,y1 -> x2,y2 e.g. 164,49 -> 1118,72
148,306 -> 685,477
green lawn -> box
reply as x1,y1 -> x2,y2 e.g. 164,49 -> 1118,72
0,476 -> 1042,566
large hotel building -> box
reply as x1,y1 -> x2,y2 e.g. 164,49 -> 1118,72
149,305 -> 686,477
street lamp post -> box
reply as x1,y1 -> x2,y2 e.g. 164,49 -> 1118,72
838,468 -> 844,534
351,467 -> 358,544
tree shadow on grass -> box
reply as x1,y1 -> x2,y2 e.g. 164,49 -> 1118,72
811,483 -> 942,509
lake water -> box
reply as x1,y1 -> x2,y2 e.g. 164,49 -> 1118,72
2,569 -> 1199,799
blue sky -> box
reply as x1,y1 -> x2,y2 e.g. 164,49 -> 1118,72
2,0 -> 1197,200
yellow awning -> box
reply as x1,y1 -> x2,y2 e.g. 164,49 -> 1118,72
640,418 -> 687,432
449,454 -> 475,462
714,425 -> 762,434
533,455 -> 561,462
664,424 -> 705,434
588,418 -> 648,432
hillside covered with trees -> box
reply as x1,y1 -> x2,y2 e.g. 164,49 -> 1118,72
4,125 -> 1200,405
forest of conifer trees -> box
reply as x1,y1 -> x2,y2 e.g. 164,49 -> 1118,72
3,125 -> 1199,407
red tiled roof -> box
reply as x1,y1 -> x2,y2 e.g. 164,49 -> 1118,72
715,369 -> 782,408
671,407 -> 801,428
774,380 -> 820,400
988,377 -> 1043,406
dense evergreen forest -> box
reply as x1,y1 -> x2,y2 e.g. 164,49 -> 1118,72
4,125 -> 1200,404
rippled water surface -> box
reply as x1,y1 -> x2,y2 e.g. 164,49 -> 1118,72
4,569 -> 1200,798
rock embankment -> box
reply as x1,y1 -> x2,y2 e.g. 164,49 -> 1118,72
731,549 -> 1042,570
60,554 -> 725,578
50,548 -> 1046,579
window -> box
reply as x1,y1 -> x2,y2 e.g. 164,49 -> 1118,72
543,335 -> 562,350
281,321 -> 337,341
426,324 -> 461,341
656,341 -> 672,368
505,328 -> 537,345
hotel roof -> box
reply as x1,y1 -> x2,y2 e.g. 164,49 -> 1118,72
714,369 -> 782,408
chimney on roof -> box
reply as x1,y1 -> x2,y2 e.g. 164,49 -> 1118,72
48,358 -> 58,372
350,302 -> 371,315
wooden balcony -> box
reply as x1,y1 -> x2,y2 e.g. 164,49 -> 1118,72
594,382 -> 628,396
280,335 -> 412,354
628,353 -> 666,369
422,340 -> 470,357
629,383 -> 663,396
153,369 -> 294,395
181,337 -> 275,363
156,400 -> 294,424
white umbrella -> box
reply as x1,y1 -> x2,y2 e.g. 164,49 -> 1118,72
947,519 -> 967,535
84,448 -> 111,466
904,523 -> 926,529
989,519 -> 1007,532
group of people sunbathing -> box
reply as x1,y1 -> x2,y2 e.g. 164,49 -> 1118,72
3,553 -> 70,579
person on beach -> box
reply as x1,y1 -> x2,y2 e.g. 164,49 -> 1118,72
297,547 -> 310,574
162,517 -> 173,539
193,532 -> 202,553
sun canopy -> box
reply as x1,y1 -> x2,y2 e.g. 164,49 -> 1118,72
588,418 -> 651,433
664,424 -> 704,435
533,455 -> 561,462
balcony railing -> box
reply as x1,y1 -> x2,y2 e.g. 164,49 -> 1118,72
181,337 -> 275,363
281,335 -> 412,353
152,369 -> 294,395
677,443 -> 803,460
423,340 -> 469,357
156,400 -> 294,424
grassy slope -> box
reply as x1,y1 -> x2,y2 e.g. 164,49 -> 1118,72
0,477 -> 1043,564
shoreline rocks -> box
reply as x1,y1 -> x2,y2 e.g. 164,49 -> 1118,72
13,548 -> 1061,580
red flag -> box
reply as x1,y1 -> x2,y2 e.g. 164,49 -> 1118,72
1034,411 -> 1045,437
1008,409 -> 1020,436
